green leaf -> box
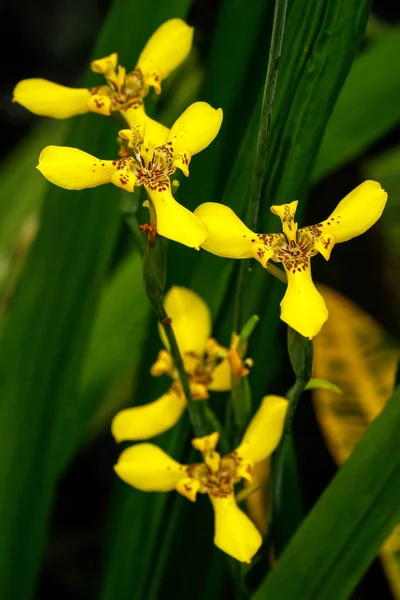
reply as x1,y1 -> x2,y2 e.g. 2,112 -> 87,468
365,144 -> 400,257
63,252 -> 149,462
100,419 -> 191,600
312,284 -> 399,598
252,385 -> 400,600
81,253 -> 148,396
0,120 -> 68,251
305,378 -> 343,394
312,28 -> 400,182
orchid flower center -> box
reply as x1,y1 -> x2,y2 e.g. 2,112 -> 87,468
131,141 -> 175,187
260,230 -> 318,273
112,137 -> 176,192
90,65 -> 149,111
188,452 -> 246,498
150,341 -> 228,401
252,201 -> 334,273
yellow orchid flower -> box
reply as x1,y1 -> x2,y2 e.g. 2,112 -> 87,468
13,19 -> 193,129
112,286 -> 235,442
114,394 -> 288,563
194,181 -> 388,339
36,102 -> 223,249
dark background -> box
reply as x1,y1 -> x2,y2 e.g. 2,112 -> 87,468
2,0 -> 399,598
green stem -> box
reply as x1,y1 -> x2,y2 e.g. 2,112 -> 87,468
147,292 -> 208,439
234,0 -> 288,331
124,214 -> 145,255
269,327 -> 313,553
141,197 -> 211,438
270,378 -> 305,516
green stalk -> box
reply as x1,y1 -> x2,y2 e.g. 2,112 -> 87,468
269,327 -> 313,553
269,379 -> 304,516
121,191 -> 145,256
152,297 -> 208,438
142,199 -> 209,438
234,0 -> 288,331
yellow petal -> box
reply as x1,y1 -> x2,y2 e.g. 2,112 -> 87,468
270,200 -> 299,242
210,493 -> 262,563
37,146 -> 117,190
192,432 -> 220,454
204,450 -> 221,473
194,203 -> 254,258
91,52 -> 118,75
114,443 -> 185,491
159,286 -> 212,355
167,102 -> 223,156
236,395 -> 288,463
319,180 -> 387,243
122,107 -> 170,147
136,19 -> 193,91
150,349 -> 173,376
13,79 -> 91,119
110,169 -> 137,192
313,232 -> 336,261
280,263 -> 328,339
176,476 -> 201,502
189,381 -> 209,399
208,357 -> 232,392
118,125 -> 146,147
86,92 -> 112,116
146,185 -> 207,249
250,241 -> 275,268
173,151 -> 191,177
111,389 -> 186,442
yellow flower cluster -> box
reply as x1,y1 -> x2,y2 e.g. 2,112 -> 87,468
110,285 -> 288,563
13,18 -> 388,563
13,16 -> 388,338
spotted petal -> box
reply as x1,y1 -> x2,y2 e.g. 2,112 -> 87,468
167,102 -> 223,157
210,493 -> 262,563
136,19 -> 194,93
114,443 -> 186,491
319,180 -> 387,243
236,395 -> 288,464
13,79 -> 91,119
111,389 -> 186,442
194,203 -> 254,258
146,184 -> 207,249
37,146 -> 118,190
280,262 -> 328,339
86,91 -> 112,116
159,286 -> 212,356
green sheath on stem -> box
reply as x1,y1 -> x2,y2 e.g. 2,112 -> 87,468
269,327 -> 313,553
142,217 -> 210,438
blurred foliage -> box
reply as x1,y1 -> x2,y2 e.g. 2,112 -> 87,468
313,285 -> 399,598
2,0 -> 400,599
